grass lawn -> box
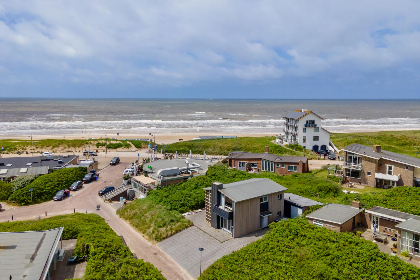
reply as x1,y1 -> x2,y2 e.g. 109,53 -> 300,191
158,136 -> 317,158
331,130 -> 420,158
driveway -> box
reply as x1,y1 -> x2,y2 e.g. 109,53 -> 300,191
159,212 -> 266,279
0,161 -> 192,280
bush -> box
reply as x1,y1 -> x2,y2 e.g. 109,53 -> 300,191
200,218 -> 420,279
303,205 -> 324,217
8,167 -> 86,205
400,251 -> 410,258
0,181 -> 13,201
11,174 -> 40,192
0,214 -> 164,279
327,175 -> 341,183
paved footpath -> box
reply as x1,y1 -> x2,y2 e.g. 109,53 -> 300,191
0,162 -> 192,280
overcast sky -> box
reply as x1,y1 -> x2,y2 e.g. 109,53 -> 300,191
0,1 -> 419,99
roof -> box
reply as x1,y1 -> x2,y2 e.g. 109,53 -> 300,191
284,111 -> 309,120
218,178 -> 287,202
307,204 -> 362,225
228,152 -> 307,163
396,218 -> 420,234
132,175 -> 156,185
0,166 -> 49,178
0,227 -> 64,280
343,143 -> 420,168
0,155 -> 77,170
284,193 -> 323,208
366,206 -> 417,222
144,159 -> 216,173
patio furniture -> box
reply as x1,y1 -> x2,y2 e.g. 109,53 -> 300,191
373,233 -> 388,244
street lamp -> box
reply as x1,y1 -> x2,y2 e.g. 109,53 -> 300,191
199,247 -> 204,276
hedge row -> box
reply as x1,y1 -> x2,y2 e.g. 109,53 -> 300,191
0,214 -> 164,280
8,167 -> 87,205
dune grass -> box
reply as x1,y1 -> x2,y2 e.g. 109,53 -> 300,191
158,136 -> 317,158
331,130 -> 420,157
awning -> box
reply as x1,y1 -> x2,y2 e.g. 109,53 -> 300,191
375,173 -> 399,181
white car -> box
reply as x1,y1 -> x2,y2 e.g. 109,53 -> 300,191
123,169 -> 133,175
42,152 -> 54,156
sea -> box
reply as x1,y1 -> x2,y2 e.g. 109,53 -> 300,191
0,99 -> 419,136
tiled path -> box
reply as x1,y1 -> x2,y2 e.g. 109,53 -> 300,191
159,212 -> 267,278
185,211 -> 232,242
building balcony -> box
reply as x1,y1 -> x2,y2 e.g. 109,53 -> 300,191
213,204 -> 233,220
304,123 -> 317,128
343,162 -> 363,170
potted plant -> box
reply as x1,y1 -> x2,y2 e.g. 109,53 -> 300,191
400,250 -> 411,261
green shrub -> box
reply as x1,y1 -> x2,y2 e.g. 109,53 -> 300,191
128,140 -> 150,149
356,231 -> 362,237
400,251 -> 410,258
200,218 -> 420,280
327,175 -> 341,183
8,167 -> 86,205
303,205 -> 324,217
11,174 -> 40,192
0,214 -> 164,279
0,181 -> 13,201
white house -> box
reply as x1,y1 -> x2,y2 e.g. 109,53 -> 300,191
279,109 -> 330,153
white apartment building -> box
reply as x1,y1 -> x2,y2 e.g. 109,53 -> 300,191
280,110 -> 330,153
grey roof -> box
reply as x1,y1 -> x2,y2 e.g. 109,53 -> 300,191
228,152 -> 307,163
366,206 -> 417,222
144,159 -> 216,173
0,227 -> 63,280
0,155 -> 77,170
284,193 -> 323,208
307,204 -> 362,225
343,143 -> 420,168
0,166 -> 49,178
218,178 -> 287,202
396,218 -> 420,234
284,111 -> 308,120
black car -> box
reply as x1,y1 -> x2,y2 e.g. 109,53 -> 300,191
89,169 -> 97,174
328,152 -> 336,160
53,190 -> 69,201
110,157 -> 120,165
317,149 -> 328,156
82,173 -> 97,183
98,186 -> 115,196
70,181 -> 83,191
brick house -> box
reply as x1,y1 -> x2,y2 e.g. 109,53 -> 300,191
227,146 -> 309,175
204,178 -> 287,238
306,201 -> 365,232
342,144 -> 420,188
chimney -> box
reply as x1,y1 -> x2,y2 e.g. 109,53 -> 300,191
373,145 -> 381,153
265,145 -> 269,153
351,200 -> 361,209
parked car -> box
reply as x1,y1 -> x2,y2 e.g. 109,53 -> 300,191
83,150 -> 98,156
328,152 -> 336,160
317,149 -> 328,156
98,186 -> 115,196
82,173 -> 97,183
0,203 -> 2,211
110,157 -> 120,165
70,181 -> 83,191
53,190 -> 69,201
42,152 -> 54,156
89,169 -> 97,174
123,168 -> 134,176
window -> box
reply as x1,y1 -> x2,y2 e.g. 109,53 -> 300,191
303,128 -> 306,133
367,171 -> 371,176
278,194 -> 282,200
303,146 -> 306,149
260,195 -> 268,203
288,165 -> 298,172
277,211 -> 282,217
249,163 -> 258,168
314,127 -> 319,132
270,161 -> 274,172
313,136 -> 319,141
303,136 -> 306,143
406,166 -> 409,170
276,163 -> 280,168
346,169 -> 361,178
281,164 -> 285,168
401,231 -> 420,256
261,160 -> 265,171
387,165 -> 394,175
313,220 -> 323,227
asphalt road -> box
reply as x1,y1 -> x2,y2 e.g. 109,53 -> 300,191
0,162 -> 192,280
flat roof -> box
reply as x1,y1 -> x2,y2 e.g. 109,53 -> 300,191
228,152 -> 307,163
343,143 -> 420,168
218,178 -> 287,202
132,175 -> 156,185
284,193 -> 323,208
307,204 -> 362,225
0,155 -> 77,170
396,218 -> 420,234
144,159 -> 216,173
0,227 -> 64,280
366,206 -> 417,222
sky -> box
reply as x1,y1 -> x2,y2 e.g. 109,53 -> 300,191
0,1 -> 420,99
